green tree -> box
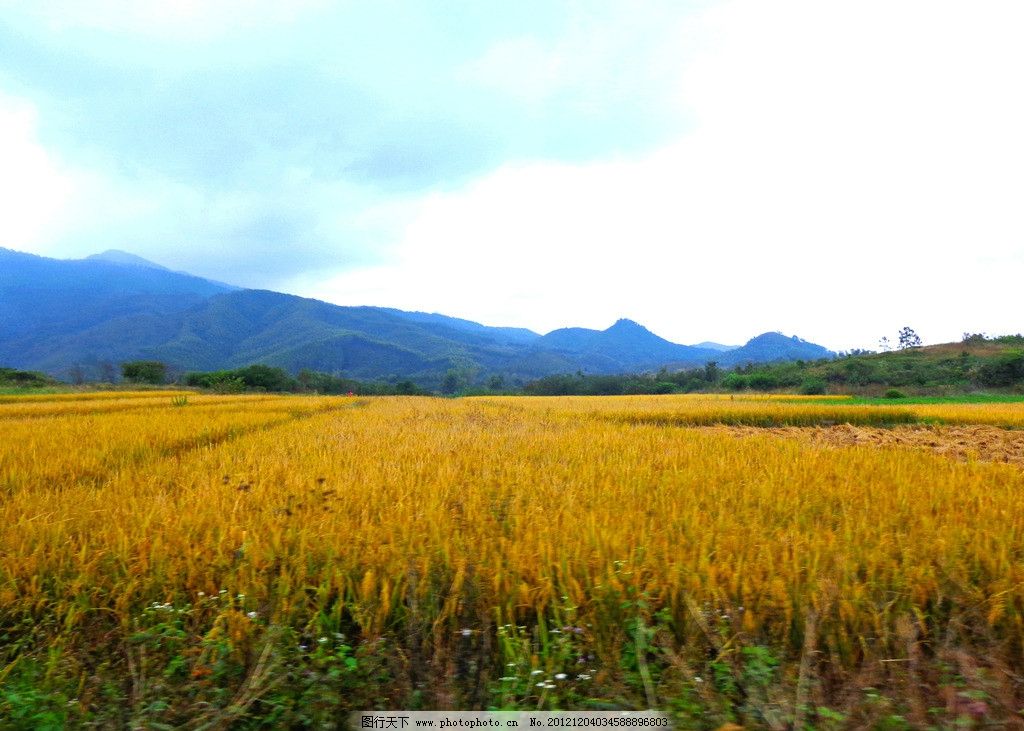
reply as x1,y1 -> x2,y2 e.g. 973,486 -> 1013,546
748,372 -> 779,391
232,365 -> 295,391
394,380 -> 421,395
799,377 -> 827,395
722,373 -> 748,391
121,360 -> 167,385
440,370 -> 461,395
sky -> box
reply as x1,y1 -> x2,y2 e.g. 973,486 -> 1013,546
1,0 -> 1022,351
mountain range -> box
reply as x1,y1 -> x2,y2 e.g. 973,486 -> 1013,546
0,247 -> 834,386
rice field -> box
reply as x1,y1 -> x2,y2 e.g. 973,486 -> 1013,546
1,392 -> 1023,728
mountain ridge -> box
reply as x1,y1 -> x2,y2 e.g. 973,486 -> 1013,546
85,249 -> 171,270
0,248 -> 835,385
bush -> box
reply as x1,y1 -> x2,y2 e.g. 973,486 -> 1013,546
798,378 -> 827,395
185,365 -> 295,392
0,367 -> 53,388
121,361 -> 167,385
211,376 -> 246,394
722,373 -> 748,391
748,373 -> 779,391
977,351 -> 1024,387
884,389 -> 907,399
393,380 -> 424,396
232,365 -> 295,391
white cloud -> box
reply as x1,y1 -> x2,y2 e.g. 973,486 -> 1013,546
5,0 -> 1022,351
459,2 -> 695,114
0,95 -> 75,250
0,101 -> 400,282
0,94 -> 188,259
311,0 -> 1024,350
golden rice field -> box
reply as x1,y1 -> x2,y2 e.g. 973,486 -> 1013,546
2,392 -> 1024,728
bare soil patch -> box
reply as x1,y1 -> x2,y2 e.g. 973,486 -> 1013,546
713,423 -> 1024,466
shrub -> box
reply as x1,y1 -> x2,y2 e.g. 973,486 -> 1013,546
394,380 -> 424,396
210,376 -> 246,394
0,367 -> 53,388
722,373 -> 749,391
798,378 -> 827,395
121,360 -> 167,385
185,366 -> 295,392
978,351 -> 1024,387
232,365 -> 295,391
748,373 -> 779,391
884,389 -> 906,399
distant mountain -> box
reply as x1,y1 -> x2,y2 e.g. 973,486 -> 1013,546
723,332 -> 832,364
0,247 -> 233,340
539,319 -> 717,371
83,249 -> 238,289
692,341 -> 738,352
0,248 -> 835,385
85,249 -> 170,270
379,308 -> 540,346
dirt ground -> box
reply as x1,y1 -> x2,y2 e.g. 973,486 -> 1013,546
713,423 -> 1024,466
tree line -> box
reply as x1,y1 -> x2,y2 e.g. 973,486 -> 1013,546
5,329 -> 1023,396
119,362 -> 429,395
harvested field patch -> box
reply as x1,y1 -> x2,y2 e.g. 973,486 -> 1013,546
710,423 -> 1024,466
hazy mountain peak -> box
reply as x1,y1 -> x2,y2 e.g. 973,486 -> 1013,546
692,341 -> 738,352
607,318 -> 648,332
85,250 -> 169,270
745,331 -> 804,346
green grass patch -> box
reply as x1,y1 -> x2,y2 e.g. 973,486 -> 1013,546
0,387 -> 69,396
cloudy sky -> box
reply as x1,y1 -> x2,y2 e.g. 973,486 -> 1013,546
2,0 -> 1022,351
